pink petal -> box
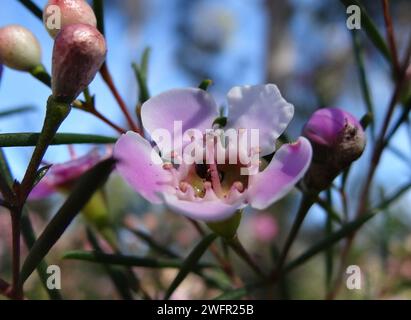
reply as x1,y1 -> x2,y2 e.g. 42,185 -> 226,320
114,131 -> 171,204
247,137 -> 312,209
29,149 -> 102,200
29,181 -> 55,200
163,193 -> 243,222
50,149 -> 102,183
226,84 -> 294,156
303,107 -> 363,147
141,88 -> 218,154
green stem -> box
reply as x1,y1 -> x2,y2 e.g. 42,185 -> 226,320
20,212 -> 63,300
227,236 -> 266,279
19,96 -> 71,202
271,193 -> 316,280
30,65 -> 51,87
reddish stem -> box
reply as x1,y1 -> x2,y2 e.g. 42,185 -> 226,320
382,0 -> 400,76
10,213 -> 22,300
100,63 -> 141,134
92,109 -> 126,134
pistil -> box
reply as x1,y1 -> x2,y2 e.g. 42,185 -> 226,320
208,162 -> 223,197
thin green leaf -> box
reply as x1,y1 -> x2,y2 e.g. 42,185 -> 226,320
164,233 -> 218,300
62,250 -> 215,270
33,165 -> 52,189
0,133 -> 117,147
20,158 -> 116,285
340,0 -> 391,62
324,196 -> 334,290
387,145 -> 411,168
140,47 -> 151,79
0,106 -> 35,118
128,227 -> 180,259
384,95 -> 411,146
17,0 -> 42,20
284,212 -> 375,273
360,112 -> 373,130
351,31 -> 374,127
214,287 -> 248,300
29,65 -> 51,87
316,197 -> 343,225
0,149 -> 14,203
0,149 -> 13,186
376,182 -> 411,210
85,228 -> 134,300
132,62 -> 150,104
213,281 -> 263,300
20,213 -> 63,300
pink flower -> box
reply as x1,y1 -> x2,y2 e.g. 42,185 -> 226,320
114,84 -> 312,222
30,149 -> 103,199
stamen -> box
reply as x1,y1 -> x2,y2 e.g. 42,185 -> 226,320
179,181 -> 189,193
205,132 -> 224,198
232,181 -> 244,193
161,163 -> 180,187
203,181 -> 219,201
162,163 -> 173,170
208,163 -> 223,197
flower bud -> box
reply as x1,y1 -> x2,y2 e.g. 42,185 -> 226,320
52,23 -> 106,103
0,25 -> 42,71
303,108 -> 366,191
43,0 -> 97,38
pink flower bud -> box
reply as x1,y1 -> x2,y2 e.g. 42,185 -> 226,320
0,25 -> 42,71
303,108 -> 366,190
52,23 -> 106,102
43,0 -> 97,38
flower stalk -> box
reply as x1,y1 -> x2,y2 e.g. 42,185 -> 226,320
271,192 -> 317,281
19,96 -> 71,201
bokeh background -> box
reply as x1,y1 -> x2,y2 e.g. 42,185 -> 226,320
1,0 -> 411,299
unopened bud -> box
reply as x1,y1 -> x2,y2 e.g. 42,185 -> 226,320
52,24 -> 106,103
0,25 -> 41,71
43,0 -> 97,38
303,108 -> 366,191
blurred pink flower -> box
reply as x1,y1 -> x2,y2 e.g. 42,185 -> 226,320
29,149 -> 104,199
250,213 -> 278,243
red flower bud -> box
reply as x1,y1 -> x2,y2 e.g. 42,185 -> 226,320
52,23 -> 106,103
0,25 -> 42,71
43,0 -> 97,38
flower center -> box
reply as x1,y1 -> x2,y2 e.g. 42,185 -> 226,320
180,162 -> 248,200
